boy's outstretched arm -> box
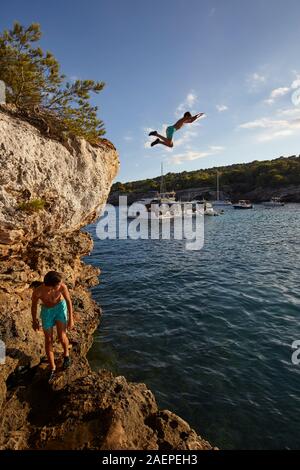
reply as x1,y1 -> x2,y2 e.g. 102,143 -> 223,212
31,290 -> 40,331
190,113 -> 205,122
62,283 -> 74,329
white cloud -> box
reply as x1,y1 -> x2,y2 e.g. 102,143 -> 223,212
264,87 -> 290,105
186,93 -> 197,106
209,145 -> 224,152
239,115 -> 300,141
264,74 -> 300,105
258,129 -> 294,142
174,125 -> 199,148
277,107 -> 300,118
247,72 -> 266,91
124,134 -> 133,142
216,104 -> 228,112
176,91 -> 198,117
239,118 -> 289,129
209,7 -> 216,16
170,145 -> 224,165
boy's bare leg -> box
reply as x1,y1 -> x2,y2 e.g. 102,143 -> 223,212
155,133 -> 173,145
56,321 -> 69,357
151,139 -> 173,148
44,328 -> 55,370
149,130 -> 173,147
151,133 -> 173,148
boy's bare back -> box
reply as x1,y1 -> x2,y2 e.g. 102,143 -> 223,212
174,113 -> 204,130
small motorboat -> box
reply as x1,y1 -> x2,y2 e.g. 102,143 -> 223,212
204,202 -> 219,216
233,200 -> 253,209
263,197 -> 285,207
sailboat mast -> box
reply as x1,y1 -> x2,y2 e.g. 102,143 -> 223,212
160,162 -> 166,194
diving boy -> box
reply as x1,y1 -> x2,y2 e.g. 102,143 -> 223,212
31,271 -> 74,382
149,111 -> 204,148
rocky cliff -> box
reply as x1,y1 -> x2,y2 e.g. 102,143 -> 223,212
0,106 -> 214,450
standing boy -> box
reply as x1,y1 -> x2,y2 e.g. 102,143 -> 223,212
31,271 -> 74,382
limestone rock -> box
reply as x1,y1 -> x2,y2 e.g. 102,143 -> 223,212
0,107 -> 119,253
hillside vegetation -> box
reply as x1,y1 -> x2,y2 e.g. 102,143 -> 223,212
112,155 -> 300,194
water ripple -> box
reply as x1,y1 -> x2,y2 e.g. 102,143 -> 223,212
86,204 -> 300,449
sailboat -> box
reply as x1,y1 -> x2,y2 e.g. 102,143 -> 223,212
152,163 -> 176,204
128,163 -> 178,219
212,171 -> 232,207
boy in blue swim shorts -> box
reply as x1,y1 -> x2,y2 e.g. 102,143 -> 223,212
149,111 -> 204,148
31,271 -> 74,383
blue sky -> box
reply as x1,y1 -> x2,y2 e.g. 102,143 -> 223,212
1,0 -> 300,182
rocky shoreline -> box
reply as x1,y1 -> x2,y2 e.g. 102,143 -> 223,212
108,185 -> 300,206
0,106 -> 215,450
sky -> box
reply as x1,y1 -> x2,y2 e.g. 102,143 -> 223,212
1,0 -> 300,182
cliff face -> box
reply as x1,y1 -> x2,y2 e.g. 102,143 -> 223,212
0,107 -> 214,450
0,105 -> 118,251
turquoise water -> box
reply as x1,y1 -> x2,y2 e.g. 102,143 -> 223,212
86,204 -> 300,449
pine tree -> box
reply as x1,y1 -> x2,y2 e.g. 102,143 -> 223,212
0,22 -> 105,144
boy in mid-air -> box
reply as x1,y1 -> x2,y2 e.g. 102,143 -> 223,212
149,111 -> 204,148
31,271 -> 74,382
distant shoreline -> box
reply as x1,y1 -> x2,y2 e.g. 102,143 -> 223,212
111,155 -> 300,204
108,184 -> 300,205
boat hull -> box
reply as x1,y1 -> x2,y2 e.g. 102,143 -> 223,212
233,205 -> 253,209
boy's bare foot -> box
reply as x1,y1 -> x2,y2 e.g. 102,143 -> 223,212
151,139 -> 160,147
149,131 -> 157,136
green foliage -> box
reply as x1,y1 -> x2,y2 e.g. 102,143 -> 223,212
112,156 -> 300,193
17,198 -> 46,212
0,22 -> 105,144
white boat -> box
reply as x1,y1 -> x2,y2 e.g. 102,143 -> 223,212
233,200 -> 253,209
155,191 -> 176,204
263,197 -> 284,207
204,202 -> 219,216
212,171 -> 232,207
187,199 -> 218,216
127,204 -> 175,220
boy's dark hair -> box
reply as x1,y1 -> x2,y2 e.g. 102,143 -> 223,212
184,111 -> 192,118
44,271 -> 62,287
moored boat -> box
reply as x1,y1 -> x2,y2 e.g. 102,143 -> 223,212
233,200 -> 253,209
263,197 -> 284,207
212,171 -> 232,207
